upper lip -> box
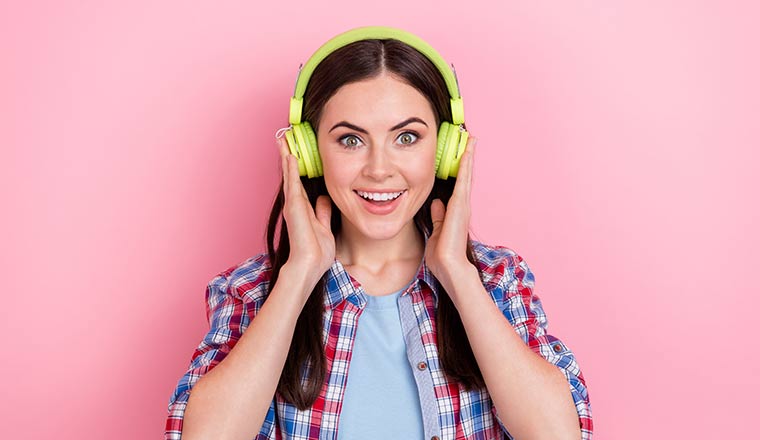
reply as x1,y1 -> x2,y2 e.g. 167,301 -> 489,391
354,188 -> 406,193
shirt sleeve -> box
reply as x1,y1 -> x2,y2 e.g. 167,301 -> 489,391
488,251 -> 594,439
164,270 -> 277,439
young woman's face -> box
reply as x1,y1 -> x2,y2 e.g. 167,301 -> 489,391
316,72 -> 438,242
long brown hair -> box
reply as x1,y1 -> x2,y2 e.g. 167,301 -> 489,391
267,38 -> 485,409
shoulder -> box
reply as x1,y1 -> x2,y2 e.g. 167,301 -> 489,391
206,251 -> 274,306
471,239 -> 533,286
470,239 -> 536,303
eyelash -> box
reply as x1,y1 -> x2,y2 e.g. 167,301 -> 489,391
337,131 -> 421,150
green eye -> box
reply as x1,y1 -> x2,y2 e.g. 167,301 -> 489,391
339,135 -> 362,149
398,132 -> 419,145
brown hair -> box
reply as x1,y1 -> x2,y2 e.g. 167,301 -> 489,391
267,38 -> 485,409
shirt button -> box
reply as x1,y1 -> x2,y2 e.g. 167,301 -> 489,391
553,343 -> 563,353
417,361 -> 427,370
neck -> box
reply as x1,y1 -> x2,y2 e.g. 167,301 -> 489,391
336,218 -> 425,272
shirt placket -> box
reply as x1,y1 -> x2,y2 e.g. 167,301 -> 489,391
398,286 -> 442,440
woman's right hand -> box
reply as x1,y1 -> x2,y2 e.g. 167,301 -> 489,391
277,135 -> 336,286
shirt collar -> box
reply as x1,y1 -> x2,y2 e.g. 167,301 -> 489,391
322,226 -> 440,309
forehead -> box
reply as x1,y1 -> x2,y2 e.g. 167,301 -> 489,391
320,74 -> 436,128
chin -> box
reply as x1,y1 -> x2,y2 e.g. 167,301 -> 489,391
358,222 -> 405,240
347,211 -> 418,240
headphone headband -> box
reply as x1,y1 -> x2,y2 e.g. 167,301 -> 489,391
288,26 -> 464,126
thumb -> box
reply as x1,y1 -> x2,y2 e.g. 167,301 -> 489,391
431,199 -> 445,232
315,195 -> 332,229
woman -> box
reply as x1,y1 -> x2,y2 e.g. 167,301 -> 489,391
166,26 -> 593,440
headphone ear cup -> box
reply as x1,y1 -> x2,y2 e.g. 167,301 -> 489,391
436,123 -> 470,179
290,123 -> 323,178
437,122 -> 464,179
435,122 -> 450,179
300,121 -> 323,178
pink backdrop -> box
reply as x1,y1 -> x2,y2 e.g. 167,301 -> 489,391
2,1 -> 757,438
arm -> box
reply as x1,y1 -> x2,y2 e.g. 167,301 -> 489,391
423,137 -> 592,437
165,262 -> 319,440
167,134 -> 336,439
443,254 -> 593,440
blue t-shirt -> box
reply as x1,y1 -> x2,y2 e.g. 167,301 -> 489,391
336,283 -> 425,439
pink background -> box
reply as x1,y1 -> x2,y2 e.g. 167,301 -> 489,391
2,1 -> 757,438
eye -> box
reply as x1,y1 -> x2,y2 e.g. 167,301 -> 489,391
397,131 -> 419,145
338,134 -> 363,149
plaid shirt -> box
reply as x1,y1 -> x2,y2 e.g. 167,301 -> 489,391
166,235 -> 593,439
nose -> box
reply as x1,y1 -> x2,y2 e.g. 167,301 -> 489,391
362,144 -> 394,180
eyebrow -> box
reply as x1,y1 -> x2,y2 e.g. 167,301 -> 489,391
328,117 -> 428,134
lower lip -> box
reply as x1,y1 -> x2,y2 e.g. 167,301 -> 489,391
355,191 -> 406,215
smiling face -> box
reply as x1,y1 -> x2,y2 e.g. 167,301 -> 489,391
316,72 -> 438,244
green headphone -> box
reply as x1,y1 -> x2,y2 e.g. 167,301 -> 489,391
282,25 -> 469,180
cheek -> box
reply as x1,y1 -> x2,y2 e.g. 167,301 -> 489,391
416,146 -> 438,179
322,157 -> 357,187
404,161 -> 436,200
318,147 -> 339,182
321,161 -> 359,206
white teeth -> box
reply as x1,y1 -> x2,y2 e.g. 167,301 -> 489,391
357,190 -> 404,201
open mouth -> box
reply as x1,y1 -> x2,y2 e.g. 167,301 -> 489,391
353,189 -> 407,214
354,190 -> 406,204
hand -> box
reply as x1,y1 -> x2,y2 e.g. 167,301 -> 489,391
277,136 -> 336,284
425,136 -> 478,289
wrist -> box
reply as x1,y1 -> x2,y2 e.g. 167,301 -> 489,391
280,261 -> 326,301
437,261 -> 480,301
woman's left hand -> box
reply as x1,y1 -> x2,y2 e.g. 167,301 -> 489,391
425,135 -> 478,288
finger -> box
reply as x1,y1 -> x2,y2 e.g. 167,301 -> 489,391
430,198 -> 445,232
287,149 -> 309,201
283,147 -> 320,232
280,138 -> 302,201
286,157 -> 305,211
278,137 -> 290,199
314,194 -> 332,230
453,136 -> 476,202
